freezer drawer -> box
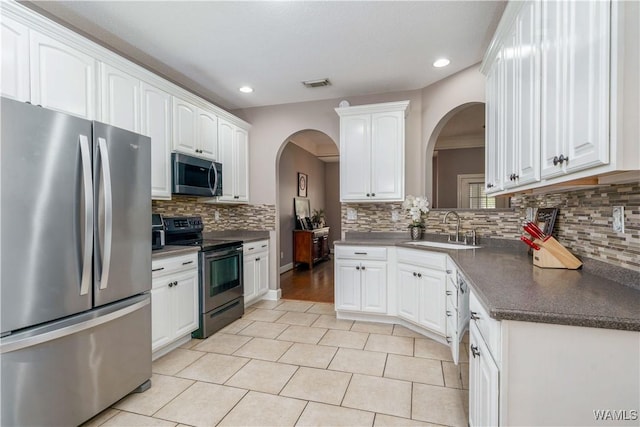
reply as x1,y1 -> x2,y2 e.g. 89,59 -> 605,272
0,294 -> 152,426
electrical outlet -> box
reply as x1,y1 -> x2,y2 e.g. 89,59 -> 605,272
280,252 -> 284,259
214,210 -> 220,221
612,206 -> 625,233
525,207 -> 535,223
391,210 -> 400,222
346,208 -> 357,221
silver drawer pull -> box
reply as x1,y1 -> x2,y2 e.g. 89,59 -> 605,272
446,291 -> 453,296
182,261 -> 193,265
152,267 -> 164,272
470,344 -> 480,358
248,247 -> 254,250
470,311 -> 480,321
446,269 -> 452,274
261,245 -> 267,248
354,252 -> 367,255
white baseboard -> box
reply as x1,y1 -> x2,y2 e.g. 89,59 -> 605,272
263,289 -> 282,301
279,262 -> 294,274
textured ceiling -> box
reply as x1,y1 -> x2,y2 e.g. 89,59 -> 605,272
29,1 -> 506,110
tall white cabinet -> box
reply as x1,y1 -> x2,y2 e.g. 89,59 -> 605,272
335,101 -> 410,202
483,0 -> 639,194
218,118 -> 249,203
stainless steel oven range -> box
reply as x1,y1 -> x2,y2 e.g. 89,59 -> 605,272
163,216 -> 244,338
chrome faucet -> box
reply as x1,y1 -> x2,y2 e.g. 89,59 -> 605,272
442,211 -> 461,243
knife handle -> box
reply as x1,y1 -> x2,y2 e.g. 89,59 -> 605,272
527,222 -> 550,240
523,224 -> 544,240
520,236 -> 540,251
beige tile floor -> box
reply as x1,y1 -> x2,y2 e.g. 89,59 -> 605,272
83,299 -> 469,427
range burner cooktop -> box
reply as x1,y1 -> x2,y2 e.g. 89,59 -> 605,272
163,216 -> 242,252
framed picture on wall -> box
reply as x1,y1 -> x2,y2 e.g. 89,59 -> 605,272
298,172 -> 308,197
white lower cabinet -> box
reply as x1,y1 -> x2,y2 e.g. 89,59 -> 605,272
397,263 -> 446,335
151,252 -> 199,358
334,246 -> 387,314
243,240 -> 269,305
469,321 -> 500,427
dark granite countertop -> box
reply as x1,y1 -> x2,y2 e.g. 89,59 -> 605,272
152,245 -> 200,259
337,233 -> 640,332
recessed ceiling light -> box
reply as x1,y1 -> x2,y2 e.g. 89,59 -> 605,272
433,58 -> 450,68
239,86 -> 253,93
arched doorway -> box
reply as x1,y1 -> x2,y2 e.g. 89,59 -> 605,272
275,129 -> 339,302
425,102 -> 507,209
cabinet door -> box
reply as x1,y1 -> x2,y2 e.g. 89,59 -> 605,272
513,0 -> 541,186
151,281 -> 173,352
30,31 -> 96,119
397,264 -> 419,323
197,109 -> 218,160
173,97 -> 198,155
234,127 -> 249,202
469,323 -> 499,427
418,268 -> 447,335
564,0 -> 610,174
243,257 -> 257,302
100,63 -> 140,132
141,82 -> 172,200
361,261 -> 387,314
340,114 -> 371,201
334,260 -> 362,311
485,56 -> 503,193
217,118 -> 236,201
1,16 -> 30,102
370,111 -> 404,201
172,270 -> 199,338
256,253 -> 269,296
502,27 -> 519,189
540,0 -> 566,179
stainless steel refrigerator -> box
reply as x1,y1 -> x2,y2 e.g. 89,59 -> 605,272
0,97 -> 152,426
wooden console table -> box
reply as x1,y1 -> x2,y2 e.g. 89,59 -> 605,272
293,227 -> 330,268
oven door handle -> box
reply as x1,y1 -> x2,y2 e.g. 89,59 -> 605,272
204,247 -> 243,260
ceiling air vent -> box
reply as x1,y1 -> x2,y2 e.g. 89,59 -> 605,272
302,78 -> 331,88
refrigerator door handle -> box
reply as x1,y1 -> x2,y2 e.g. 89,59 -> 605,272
79,135 -> 93,296
0,298 -> 149,354
97,138 -> 113,290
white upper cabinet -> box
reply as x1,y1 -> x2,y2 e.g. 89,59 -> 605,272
141,81 -> 172,200
100,63 -> 140,133
483,0 -> 639,193
1,16 -> 30,102
30,30 -> 96,119
540,0 -> 610,178
217,117 -> 249,203
173,97 -> 198,154
336,101 -> 409,202
173,96 -> 220,161
197,109 -> 218,160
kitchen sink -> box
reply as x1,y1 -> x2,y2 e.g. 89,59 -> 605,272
405,241 -> 481,249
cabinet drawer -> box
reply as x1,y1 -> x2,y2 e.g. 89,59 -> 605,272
244,240 -> 269,254
397,248 -> 447,270
335,245 -> 387,260
469,290 -> 501,362
152,253 -> 198,279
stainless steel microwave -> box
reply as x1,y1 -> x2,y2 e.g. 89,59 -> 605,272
172,153 -> 223,197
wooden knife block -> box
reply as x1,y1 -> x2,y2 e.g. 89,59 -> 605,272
532,238 -> 582,270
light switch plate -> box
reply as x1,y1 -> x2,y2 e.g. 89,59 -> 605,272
612,206 -> 624,233
214,210 -> 220,221
391,210 -> 400,221
346,208 -> 357,221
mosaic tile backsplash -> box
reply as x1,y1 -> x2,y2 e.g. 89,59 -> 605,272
342,183 -> 640,271
153,196 -> 276,231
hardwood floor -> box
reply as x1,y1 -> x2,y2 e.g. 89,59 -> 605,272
280,257 -> 334,303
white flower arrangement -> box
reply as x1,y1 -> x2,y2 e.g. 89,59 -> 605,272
402,195 -> 430,228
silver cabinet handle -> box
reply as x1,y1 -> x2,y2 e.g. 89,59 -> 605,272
446,311 -> 452,317
470,311 -> 480,321
417,273 -> 422,278
152,267 -> 165,272
354,252 -> 367,255
256,257 -> 260,261
79,135 -> 93,296
361,266 -> 366,270
470,344 -> 480,358
182,260 -> 194,265
356,266 -> 360,270
413,272 -> 417,277
446,291 -> 452,296
97,138 -> 113,291
261,245 -> 268,248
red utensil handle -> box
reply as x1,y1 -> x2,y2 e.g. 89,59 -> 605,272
520,236 -> 540,251
523,224 -> 544,240
527,222 -> 550,240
